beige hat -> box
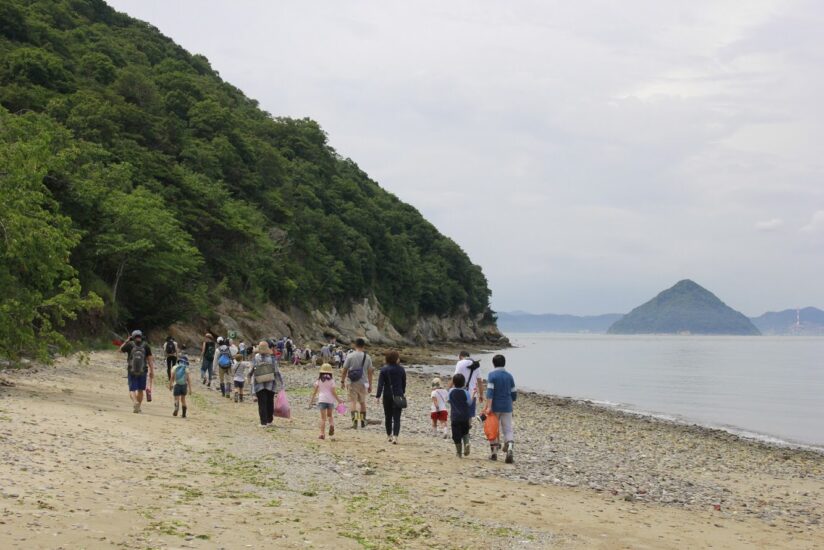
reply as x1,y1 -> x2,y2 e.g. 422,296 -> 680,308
319,363 -> 333,375
257,341 -> 271,355
431,377 -> 442,388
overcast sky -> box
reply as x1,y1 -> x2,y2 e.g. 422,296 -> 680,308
108,0 -> 824,316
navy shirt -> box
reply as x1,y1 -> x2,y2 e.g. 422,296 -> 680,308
448,388 -> 473,422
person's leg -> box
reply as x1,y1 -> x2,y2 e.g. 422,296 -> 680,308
166,357 -> 173,380
181,392 -> 188,418
451,422 -> 463,456
173,394 -> 180,416
499,412 -> 514,462
461,422 -> 471,456
265,390 -> 275,424
357,389 -> 367,427
256,390 -> 268,425
383,399 -> 393,438
349,387 -> 358,429
319,408 -> 326,437
327,407 -> 335,436
392,406 -> 401,438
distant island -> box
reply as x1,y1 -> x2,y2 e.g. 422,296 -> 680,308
496,312 -> 623,333
607,280 -> 761,335
750,307 -> 824,335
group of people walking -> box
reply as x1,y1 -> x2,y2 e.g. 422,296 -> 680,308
120,331 -> 517,462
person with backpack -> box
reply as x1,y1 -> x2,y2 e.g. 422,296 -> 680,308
169,355 -> 192,418
340,338 -> 374,429
215,337 -> 234,398
454,351 -> 484,419
448,373 -> 474,457
285,338 -> 294,362
119,330 -> 155,414
483,354 -> 517,463
163,335 -> 179,381
249,341 -> 284,427
375,350 -> 406,444
200,332 -> 216,388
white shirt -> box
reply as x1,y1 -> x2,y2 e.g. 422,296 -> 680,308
454,359 -> 482,398
431,388 -> 448,412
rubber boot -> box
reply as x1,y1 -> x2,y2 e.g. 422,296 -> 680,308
351,411 -> 358,429
360,411 -> 366,428
455,442 -> 463,458
490,443 -> 499,461
505,441 -> 514,464
462,434 -> 471,456
182,406 -> 187,418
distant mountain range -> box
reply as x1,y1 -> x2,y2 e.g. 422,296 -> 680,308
750,307 -> 824,335
496,312 -> 623,333
500,283 -> 824,336
607,280 -> 760,335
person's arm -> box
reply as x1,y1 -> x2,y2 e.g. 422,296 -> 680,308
367,361 -> 374,393
484,382 -> 493,415
309,385 -> 318,404
200,340 -> 206,357
476,377 -> 485,404
147,353 -> 155,387
340,362 -> 348,390
186,370 -> 193,394
510,374 -> 517,403
331,386 -> 342,403
119,340 -> 131,353
432,394 -> 439,410
401,368 -> 406,395
375,371 -> 384,400
169,366 -> 174,390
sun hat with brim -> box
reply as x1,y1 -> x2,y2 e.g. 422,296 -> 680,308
431,377 -> 442,388
257,341 -> 271,354
319,363 -> 333,375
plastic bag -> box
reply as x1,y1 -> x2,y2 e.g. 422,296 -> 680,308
483,412 -> 499,442
274,389 -> 291,419
336,402 -> 347,415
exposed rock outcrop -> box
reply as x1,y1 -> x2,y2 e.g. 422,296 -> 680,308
151,295 -> 506,349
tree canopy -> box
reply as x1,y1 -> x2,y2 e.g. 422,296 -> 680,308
0,0 -> 493,351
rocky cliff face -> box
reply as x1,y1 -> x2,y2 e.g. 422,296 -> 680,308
153,296 -> 507,349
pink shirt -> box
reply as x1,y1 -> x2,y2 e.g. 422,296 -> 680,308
314,378 -> 336,404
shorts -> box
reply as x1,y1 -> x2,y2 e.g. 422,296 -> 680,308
233,380 -> 245,389
173,384 -> 188,396
318,402 -> 334,411
431,410 -> 448,422
347,383 -> 368,403
128,373 -> 147,392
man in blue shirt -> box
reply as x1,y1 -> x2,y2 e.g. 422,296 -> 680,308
483,354 -> 517,463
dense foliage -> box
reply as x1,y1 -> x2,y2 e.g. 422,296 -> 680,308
607,280 -> 761,335
0,0 -> 493,346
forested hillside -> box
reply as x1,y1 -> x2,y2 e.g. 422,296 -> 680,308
0,0 -> 494,359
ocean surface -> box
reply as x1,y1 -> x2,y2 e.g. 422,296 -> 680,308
469,333 -> 824,449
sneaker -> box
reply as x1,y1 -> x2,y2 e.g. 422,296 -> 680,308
173,404 -> 179,417
329,426 -> 335,436
388,436 -> 394,443
505,442 -> 514,464
392,436 -> 398,445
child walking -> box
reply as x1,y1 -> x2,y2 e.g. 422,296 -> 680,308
483,354 -> 517,463
169,355 -> 192,418
430,378 -> 449,438
448,373 -> 474,457
309,363 -> 343,440
232,353 -> 251,402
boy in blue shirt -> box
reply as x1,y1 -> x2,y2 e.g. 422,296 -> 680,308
483,354 -> 517,463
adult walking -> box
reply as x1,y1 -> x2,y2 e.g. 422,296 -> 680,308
200,332 -> 216,388
454,351 -> 484,418
375,350 -> 406,444
119,330 -> 155,413
249,341 -> 283,427
340,338 -> 374,429
163,335 -> 179,381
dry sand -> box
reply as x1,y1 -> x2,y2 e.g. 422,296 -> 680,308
0,351 -> 821,549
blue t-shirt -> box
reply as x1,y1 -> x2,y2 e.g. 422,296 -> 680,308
485,368 -> 517,413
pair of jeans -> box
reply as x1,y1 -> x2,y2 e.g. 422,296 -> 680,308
201,357 -> 214,382
451,420 -> 470,445
257,389 -> 275,425
382,397 -> 402,436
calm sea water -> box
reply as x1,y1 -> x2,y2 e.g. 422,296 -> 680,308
471,333 -> 824,449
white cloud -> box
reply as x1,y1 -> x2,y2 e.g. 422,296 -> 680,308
756,218 -> 784,231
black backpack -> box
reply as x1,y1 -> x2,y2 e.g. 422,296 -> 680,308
129,344 -> 147,376
165,340 -> 176,355
464,360 -> 481,389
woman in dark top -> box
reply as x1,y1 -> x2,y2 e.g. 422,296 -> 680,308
375,350 -> 407,444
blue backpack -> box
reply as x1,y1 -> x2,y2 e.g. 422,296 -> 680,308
174,364 -> 188,386
217,345 -> 233,368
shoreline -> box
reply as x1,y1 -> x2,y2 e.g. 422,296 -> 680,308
402,362 -> 824,457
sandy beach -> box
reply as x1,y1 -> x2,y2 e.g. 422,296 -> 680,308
0,350 -> 822,549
